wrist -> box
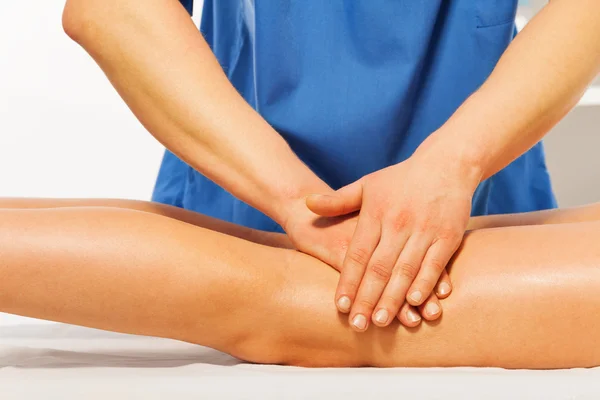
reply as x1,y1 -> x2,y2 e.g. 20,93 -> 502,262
414,130 -> 486,192
430,90 -> 504,182
272,177 -> 332,229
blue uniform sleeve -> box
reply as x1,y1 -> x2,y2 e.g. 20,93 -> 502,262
179,0 -> 193,16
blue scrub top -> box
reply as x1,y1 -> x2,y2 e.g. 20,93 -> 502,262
153,0 -> 556,231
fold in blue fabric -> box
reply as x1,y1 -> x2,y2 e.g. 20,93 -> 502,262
159,0 -> 556,231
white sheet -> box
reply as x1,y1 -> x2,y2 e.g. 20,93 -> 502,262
2,315 -> 600,400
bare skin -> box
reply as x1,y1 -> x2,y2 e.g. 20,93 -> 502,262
2,198 -> 600,368
61,0 -> 600,327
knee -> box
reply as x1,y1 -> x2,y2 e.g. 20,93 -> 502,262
231,251 -> 368,367
62,0 -> 91,42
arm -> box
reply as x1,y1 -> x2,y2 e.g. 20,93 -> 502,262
305,0 -> 600,326
426,0 -> 600,180
61,0 -> 329,225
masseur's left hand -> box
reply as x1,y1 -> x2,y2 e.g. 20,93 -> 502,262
306,138 -> 482,331
307,0 -> 600,332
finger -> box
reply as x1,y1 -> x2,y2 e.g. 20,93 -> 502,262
349,232 -> 405,329
306,180 -> 363,217
407,238 -> 458,306
418,293 -> 443,321
370,233 -> 412,327
389,234 -> 432,308
435,268 -> 452,299
335,213 -> 380,317
396,302 -> 422,328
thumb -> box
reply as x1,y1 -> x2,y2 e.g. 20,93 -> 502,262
306,180 -> 363,217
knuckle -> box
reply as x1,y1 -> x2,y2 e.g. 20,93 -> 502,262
346,247 -> 371,267
368,261 -> 393,281
340,279 -> 360,294
369,205 -> 385,220
417,217 -> 437,234
415,278 -> 434,291
380,294 -> 402,307
356,297 -> 377,310
395,260 -> 419,279
437,227 -> 462,241
391,211 -> 411,232
426,257 -> 447,273
370,190 -> 388,206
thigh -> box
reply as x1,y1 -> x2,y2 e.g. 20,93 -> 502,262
0,205 -> 290,362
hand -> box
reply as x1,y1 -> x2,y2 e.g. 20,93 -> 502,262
282,197 -> 358,272
283,195 -> 439,328
306,147 -> 481,332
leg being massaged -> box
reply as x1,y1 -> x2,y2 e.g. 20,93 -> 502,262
2,198 -> 600,368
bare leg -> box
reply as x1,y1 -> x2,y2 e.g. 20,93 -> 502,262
0,197 -> 291,248
0,206 -> 290,363
3,196 -> 600,246
467,202 -> 600,229
2,205 -> 600,368
4,196 -> 600,230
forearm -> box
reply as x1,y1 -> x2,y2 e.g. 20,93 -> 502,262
426,0 -> 600,180
62,0 -> 328,223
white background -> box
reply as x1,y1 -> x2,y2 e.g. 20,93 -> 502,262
0,1 -> 174,200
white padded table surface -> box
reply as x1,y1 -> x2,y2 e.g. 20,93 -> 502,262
2,315 -> 600,400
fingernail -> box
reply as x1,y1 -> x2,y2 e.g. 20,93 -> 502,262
337,296 -> 351,312
374,309 -> 389,324
407,309 -> 421,323
437,282 -> 451,296
409,290 -> 423,303
426,302 -> 441,316
352,314 -> 367,330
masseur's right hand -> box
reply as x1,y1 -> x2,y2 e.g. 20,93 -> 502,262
282,197 -> 443,329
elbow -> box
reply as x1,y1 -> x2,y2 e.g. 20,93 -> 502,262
62,1 -> 87,43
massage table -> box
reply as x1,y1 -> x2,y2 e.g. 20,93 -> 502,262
2,313 -> 599,399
